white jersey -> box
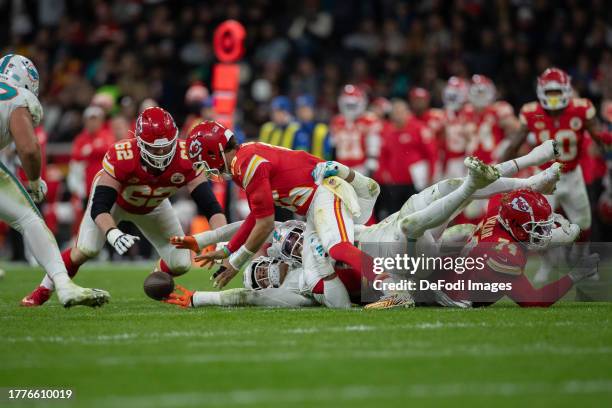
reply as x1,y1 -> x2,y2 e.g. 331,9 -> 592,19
0,80 -> 43,150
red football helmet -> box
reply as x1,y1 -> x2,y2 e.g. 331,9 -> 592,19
537,68 -> 572,110
186,120 -> 235,179
135,107 -> 178,170
338,84 -> 367,120
498,189 -> 554,249
468,74 -> 496,109
442,76 -> 468,112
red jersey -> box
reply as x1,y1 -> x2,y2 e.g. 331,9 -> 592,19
463,101 -> 515,164
374,119 -> 434,185
440,109 -> 468,168
330,113 -> 381,169
414,108 -> 445,177
460,198 -> 573,307
520,98 -> 596,172
227,142 -> 322,252
72,128 -> 115,194
101,138 -> 200,214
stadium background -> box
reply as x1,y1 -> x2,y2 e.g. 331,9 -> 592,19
1,0 -> 611,261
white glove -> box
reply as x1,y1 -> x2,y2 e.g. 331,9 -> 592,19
568,253 -> 600,283
106,228 -> 140,255
311,161 -> 349,185
28,178 -> 47,203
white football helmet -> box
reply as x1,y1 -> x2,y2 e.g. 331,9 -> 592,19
0,54 -> 40,96
243,256 -> 282,290
269,220 -> 305,265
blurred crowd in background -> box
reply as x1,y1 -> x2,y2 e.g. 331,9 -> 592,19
1,0 -> 612,261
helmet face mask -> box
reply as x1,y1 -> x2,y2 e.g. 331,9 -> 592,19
243,256 -> 283,290
468,75 -> 495,109
537,68 -> 572,110
498,190 -> 554,250
135,107 -> 179,170
187,121 -> 235,181
271,220 -> 306,265
338,84 -> 366,120
442,77 -> 468,112
0,54 -> 40,96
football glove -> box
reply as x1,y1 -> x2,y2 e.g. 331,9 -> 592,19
170,235 -> 200,252
311,161 -> 348,185
106,228 -> 140,255
163,284 -> 194,308
28,178 -> 47,203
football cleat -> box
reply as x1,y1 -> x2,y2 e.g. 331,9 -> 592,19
20,286 -> 52,307
364,293 -> 415,310
56,281 -> 110,308
529,162 -> 562,194
464,156 -> 500,189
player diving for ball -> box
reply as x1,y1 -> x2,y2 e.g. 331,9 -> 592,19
0,54 -> 109,307
165,137 -> 565,309
21,107 -> 227,306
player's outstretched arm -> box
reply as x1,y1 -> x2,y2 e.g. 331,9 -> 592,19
10,107 -> 46,202
171,221 -> 246,252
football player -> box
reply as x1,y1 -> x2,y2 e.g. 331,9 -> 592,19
0,54 -> 109,307
21,107 -> 227,306
454,189 -> 598,307
440,77 -> 470,179
500,68 -> 607,282
464,75 -> 519,165
329,84 -> 382,176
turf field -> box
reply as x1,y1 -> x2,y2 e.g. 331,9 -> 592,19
0,263 -> 611,408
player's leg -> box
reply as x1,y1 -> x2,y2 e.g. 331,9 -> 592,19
24,195 -> 114,305
399,157 -> 499,240
557,167 -> 592,264
0,163 -> 109,307
135,199 -> 191,276
192,288 -> 317,307
495,139 -> 558,177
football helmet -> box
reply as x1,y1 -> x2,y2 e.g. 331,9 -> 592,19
442,76 -> 468,112
269,220 -> 305,265
537,68 -> 572,110
0,54 -> 39,96
468,74 -> 496,109
135,107 -> 178,170
338,84 -> 367,120
243,256 -> 282,290
186,120 -> 235,180
498,189 -> 554,250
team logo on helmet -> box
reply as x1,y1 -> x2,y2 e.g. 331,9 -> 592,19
188,139 -> 203,160
510,197 -> 532,213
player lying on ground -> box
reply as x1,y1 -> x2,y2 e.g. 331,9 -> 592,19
21,107 -> 227,306
0,54 -> 108,307
439,189 -> 598,307
166,144 -> 563,309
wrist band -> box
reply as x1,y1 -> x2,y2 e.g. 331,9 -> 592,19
222,246 -> 231,257
228,245 -> 255,270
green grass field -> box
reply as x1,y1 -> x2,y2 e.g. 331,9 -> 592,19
1,263 -> 611,408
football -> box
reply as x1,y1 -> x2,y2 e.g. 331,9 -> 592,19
143,271 -> 175,301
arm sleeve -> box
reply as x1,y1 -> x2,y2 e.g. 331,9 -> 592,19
90,185 -> 118,220
227,212 -> 256,253
190,181 -> 223,219
194,221 -> 244,248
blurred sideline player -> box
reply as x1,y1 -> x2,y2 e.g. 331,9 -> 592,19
446,190 -> 598,307
0,54 -> 109,307
408,87 -> 444,181
21,107 -> 227,306
501,67 -> 606,282
330,84 -> 381,176
440,77 -> 470,179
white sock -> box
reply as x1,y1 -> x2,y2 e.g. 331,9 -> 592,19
20,216 -> 71,289
472,177 -> 531,199
41,274 -> 55,290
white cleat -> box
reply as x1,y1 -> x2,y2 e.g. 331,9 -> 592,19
529,162 -> 562,194
464,156 -> 500,189
56,281 -> 110,308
